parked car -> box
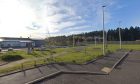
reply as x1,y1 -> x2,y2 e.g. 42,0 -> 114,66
8,48 -> 13,51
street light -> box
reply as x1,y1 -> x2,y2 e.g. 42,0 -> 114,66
73,34 -> 75,47
105,29 -> 108,48
119,21 -> 122,49
102,5 -> 106,55
94,36 -> 97,47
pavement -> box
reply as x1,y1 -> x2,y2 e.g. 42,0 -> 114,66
0,51 -> 128,84
33,51 -> 140,84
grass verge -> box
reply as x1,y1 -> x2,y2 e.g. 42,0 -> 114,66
0,44 -> 140,74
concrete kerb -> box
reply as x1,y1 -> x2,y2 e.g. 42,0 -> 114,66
25,70 -> 108,84
62,71 -> 108,75
111,52 -> 129,69
25,71 -> 62,84
105,50 -> 132,73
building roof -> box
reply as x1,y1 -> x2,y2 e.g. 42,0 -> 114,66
0,37 -> 31,40
0,37 -> 45,42
0,37 -> 33,42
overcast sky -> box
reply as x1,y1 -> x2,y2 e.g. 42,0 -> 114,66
0,0 -> 139,38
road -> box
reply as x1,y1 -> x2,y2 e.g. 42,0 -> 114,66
34,51 -> 140,84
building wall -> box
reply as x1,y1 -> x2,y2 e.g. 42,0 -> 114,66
32,40 -> 45,47
20,42 -> 27,47
1,41 -> 20,47
0,41 -> 35,48
0,37 -> 43,48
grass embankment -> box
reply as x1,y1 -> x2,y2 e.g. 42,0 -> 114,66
0,50 -> 50,61
0,44 -> 140,74
0,50 -> 51,74
54,46 -> 103,64
54,44 -> 140,63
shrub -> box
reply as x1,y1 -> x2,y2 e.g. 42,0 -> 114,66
1,54 -> 23,62
72,60 -> 76,63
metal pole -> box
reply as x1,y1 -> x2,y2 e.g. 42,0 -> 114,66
73,34 -> 75,47
94,37 -> 97,47
102,6 -> 106,55
106,30 -> 108,48
119,21 -> 122,49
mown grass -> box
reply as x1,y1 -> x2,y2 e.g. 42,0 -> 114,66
0,58 -> 48,74
122,44 -> 140,50
54,46 -> 103,64
53,44 -> 140,64
0,50 -> 51,62
0,64 -> 21,74
0,44 -> 140,74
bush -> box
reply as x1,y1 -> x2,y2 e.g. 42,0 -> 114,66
72,60 -> 76,63
0,51 -> 24,62
1,54 -> 23,62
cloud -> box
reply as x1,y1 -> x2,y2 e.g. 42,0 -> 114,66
0,0 -> 37,37
24,0 -> 114,33
0,0 -> 115,38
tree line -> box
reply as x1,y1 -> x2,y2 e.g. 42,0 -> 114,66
46,26 -> 140,46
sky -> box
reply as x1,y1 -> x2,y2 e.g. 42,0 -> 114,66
0,0 -> 139,38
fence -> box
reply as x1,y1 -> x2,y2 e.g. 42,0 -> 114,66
86,41 -> 140,44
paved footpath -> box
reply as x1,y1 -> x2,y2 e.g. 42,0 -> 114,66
35,51 -> 140,84
0,51 -> 126,84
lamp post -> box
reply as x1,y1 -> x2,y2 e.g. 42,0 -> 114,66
94,37 -> 97,47
102,5 -> 106,55
119,21 -> 122,49
105,30 -> 108,48
73,34 -> 75,47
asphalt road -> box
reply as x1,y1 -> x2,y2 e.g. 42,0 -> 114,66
0,51 -> 127,84
34,51 -> 140,84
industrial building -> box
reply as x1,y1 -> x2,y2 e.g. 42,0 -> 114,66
0,37 -> 45,48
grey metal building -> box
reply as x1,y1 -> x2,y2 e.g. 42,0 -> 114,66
0,37 -> 45,48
